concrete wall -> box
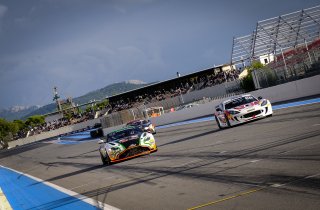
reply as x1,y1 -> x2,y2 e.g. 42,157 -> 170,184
9,74 -> 320,147
250,74 -> 320,103
8,118 -> 101,148
150,74 -> 320,126
182,83 -> 227,103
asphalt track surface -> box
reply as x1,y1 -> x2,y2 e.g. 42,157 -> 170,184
1,103 -> 320,210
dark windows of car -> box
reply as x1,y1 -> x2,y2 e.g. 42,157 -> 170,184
107,128 -> 142,142
127,120 -> 150,127
224,96 -> 257,109
128,121 -> 140,126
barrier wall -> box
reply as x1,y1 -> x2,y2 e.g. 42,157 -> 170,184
8,74 -> 320,148
150,74 -> 320,126
182,83 -> 227,103
8,118 -> 101,148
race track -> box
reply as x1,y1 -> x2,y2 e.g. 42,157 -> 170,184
1,103 -> 320,210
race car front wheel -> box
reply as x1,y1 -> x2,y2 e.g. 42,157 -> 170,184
215,116 -> 223,129
100,153 -> 111,166
224,114 -> 232,128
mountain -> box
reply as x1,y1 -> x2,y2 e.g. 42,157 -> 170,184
0,106 -> 40,121
72,80 -> 148,106
20,80 -> 149,119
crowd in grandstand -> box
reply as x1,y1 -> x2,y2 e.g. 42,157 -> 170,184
22,70 -> 239,138
108,69 -> 239,113
13,113 -> 95,139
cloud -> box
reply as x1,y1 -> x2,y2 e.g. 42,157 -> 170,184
0,34 -> 167,107
0,4 -> 8,18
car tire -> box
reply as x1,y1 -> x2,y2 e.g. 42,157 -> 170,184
215,116 -> 223,129
100,153 -> 111,166
225,114 -> 232,128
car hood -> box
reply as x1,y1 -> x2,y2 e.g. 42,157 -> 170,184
107,135 -> 141,149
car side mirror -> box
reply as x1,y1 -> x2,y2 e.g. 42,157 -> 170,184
258,96 -> 262,100
216,108 -> 222,112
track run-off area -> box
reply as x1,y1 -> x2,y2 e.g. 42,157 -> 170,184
0,99 -> 320,210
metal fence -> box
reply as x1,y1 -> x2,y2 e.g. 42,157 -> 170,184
252,47 -> 320,89
143,96 -> 183,110
100,96 -> 184,128
100,107 -> 147,128
224,80 -> 242,93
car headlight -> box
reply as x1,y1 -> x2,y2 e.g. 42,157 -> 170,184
111,147 -> 118,151
261,100 -> 267,106
228,110 -> 240,115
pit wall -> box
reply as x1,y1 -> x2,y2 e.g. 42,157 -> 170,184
8,74 -> 320,148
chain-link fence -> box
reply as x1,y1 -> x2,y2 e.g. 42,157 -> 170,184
143,96 -> 183,110
224,80 -> 242,93
100,95 -> 186,128
252,47 -> 320,89
100,107 -> 147,128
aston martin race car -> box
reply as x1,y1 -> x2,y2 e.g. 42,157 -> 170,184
98,126 -> 157,165
214,94 -> 273,129
126,119 -> 156,134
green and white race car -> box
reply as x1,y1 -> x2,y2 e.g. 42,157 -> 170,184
98,126 -> 157,165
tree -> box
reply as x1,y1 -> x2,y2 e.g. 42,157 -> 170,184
13,120 -> 26,131
247,60 -> 264,72
25,115 -> 45,127
0,118 -> 19,148
96,99 -> 109,110
241,61 -> 264,92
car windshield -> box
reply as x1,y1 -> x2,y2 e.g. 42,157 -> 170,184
224,96 -> 257,109
127,121 -> 142,126
107,128 -> 141,142
127,120 -> 150,126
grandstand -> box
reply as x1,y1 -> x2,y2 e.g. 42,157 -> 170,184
107,64 -> 239,111
232,5 -> 320,66
231,5 -> 320,88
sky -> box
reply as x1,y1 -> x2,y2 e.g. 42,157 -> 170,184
0,0 -> 318,109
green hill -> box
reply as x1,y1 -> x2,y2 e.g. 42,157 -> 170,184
23,81 -> 148,119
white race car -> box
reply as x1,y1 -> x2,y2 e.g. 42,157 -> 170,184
214,94 -> 273,129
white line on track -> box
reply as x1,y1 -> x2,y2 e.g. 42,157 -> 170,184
0,165 -> 120,210
306,172 -> 320,179
271,183 -> 284,188
271,173 -> 320,188
250,160 -> 261,163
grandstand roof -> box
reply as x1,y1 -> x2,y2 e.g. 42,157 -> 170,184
108,64 -> 224,102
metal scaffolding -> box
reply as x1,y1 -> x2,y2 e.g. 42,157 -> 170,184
231,5 -> 320,67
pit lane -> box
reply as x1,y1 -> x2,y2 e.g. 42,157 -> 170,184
1,103 -> 320,210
